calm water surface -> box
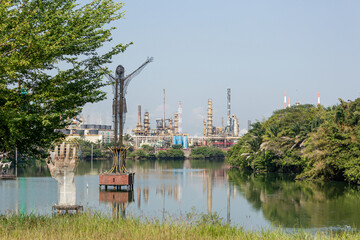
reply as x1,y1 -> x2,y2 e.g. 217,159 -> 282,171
1,159 -> 360,231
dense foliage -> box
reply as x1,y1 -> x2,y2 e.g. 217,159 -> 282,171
0,0 -> 128,160
190,146 -> 225,160
75,139 -> 113,159
157,148 -> 185,160
127,144 -> 185,160
227,98 -> 360,184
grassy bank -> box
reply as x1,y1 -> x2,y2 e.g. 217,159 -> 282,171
0,213 -> 359,240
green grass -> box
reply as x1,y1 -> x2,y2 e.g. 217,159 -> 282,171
0,213 -> 359,240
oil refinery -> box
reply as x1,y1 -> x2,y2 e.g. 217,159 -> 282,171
62,89 -> 324,150
131,88 -> 240,149
61,88 -> 242,149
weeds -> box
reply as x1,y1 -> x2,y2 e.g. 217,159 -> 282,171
0,212 -> 359,240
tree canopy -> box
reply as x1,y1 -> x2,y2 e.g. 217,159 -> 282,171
227,99 -> 360,184
0,0 -> 129,160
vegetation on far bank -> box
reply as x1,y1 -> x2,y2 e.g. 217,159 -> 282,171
190,146 -> 225,160
227,98 -> 360,184
127,144 -> 185,160
126,145 -> 225,160
76,139 -> 113,160
1,213 -> 359,240
63,139 -> 226,161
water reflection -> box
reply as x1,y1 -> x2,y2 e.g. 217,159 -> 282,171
228,170 -> 360,229
3,158 -> 360,231
99,190 -> 134,218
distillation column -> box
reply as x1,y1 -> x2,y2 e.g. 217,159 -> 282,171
227,88 -> 231,130
233,115 -> 239,136
178,101 -> 182,134
173,113 -> 179,134
207,99 -> 213,136
144,112 -> 150,134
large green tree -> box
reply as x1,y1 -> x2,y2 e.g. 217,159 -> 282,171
0,0 -> 129,160
227,99 -> 360,184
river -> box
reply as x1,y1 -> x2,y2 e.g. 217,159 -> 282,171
1,158 -> 360,231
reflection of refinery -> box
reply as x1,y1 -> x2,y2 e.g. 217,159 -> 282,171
97,160 -> 238,222
133,165 -> 230,216
99,190 -> 134,218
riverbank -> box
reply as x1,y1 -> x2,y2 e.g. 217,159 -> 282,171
1,214 -> 359,240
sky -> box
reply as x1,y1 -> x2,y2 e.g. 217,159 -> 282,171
82,0 -> 360,136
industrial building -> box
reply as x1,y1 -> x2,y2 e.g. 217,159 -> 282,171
131,88 -> 241,149
131,89 -> 188,148
59,123 -> 114,143
203,89 -> 240,138
201,88 -> 240,148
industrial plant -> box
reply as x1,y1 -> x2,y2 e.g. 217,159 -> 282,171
131,89 -> 188,149
60,88 -> 242,149
203,89 -> 240,138
131,88 -> 240,149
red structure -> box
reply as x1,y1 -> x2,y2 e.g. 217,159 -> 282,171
99,173 -> 134,190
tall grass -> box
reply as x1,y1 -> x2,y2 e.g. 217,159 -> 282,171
0,213 -> 359,240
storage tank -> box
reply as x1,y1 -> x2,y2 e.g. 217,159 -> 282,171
177,135 -> 182,146
173,135 -> 178,145
183,135 -> 188,149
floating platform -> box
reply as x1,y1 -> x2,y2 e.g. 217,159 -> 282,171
99,173 -> 135,190
0,174 -> 16,180
52,204 -> 83,214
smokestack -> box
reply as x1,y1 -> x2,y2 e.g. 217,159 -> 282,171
137,105 -> 141,126
288,96 -> 290,107
207,99 -> 213,136
163,89 -> 165,129
318,92 -> 320,105
178,101 -> 182,134
227,88 -> 231,128
284,91 -> 287,109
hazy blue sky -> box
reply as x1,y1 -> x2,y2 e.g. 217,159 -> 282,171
82,0 -> 360,136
